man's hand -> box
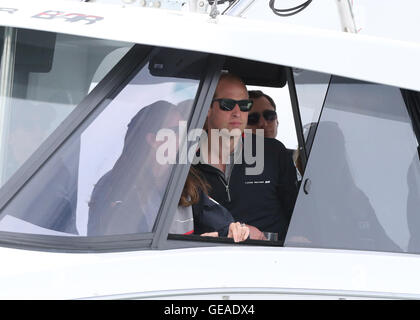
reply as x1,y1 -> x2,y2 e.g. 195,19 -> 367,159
200,223 -> 251,242
246,225 -> 266,240
228,222 -> 250,242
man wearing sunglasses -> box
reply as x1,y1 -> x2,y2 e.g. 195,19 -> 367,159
194,73 -> 298,242
247,90 -> 279,139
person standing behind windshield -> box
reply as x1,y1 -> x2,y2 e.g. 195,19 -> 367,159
248,90 -> 303,181
246,90 -> 279,139
194,73 -> 298,242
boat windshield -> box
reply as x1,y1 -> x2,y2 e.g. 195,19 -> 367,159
0,27 -> 132,187
0,29 -> 206,237
286,76 -> 420,254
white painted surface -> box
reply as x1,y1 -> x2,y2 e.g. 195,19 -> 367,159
0,245 -> 419,299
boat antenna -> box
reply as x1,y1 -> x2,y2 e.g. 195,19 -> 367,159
336,0 -> 358,33
269,0 -> 312,17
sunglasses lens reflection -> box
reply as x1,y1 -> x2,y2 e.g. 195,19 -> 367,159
264,110 -> 277,121
219,99 -> 234,111
247,110 -> 277,125
215,99 -> 253,112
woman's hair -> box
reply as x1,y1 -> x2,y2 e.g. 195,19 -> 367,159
179,166 -> 210,207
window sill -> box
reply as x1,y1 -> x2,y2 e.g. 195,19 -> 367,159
167,233 -> 284,247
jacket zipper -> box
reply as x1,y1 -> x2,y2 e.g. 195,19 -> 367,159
200,156 -> 237,204
218,175 -> 231,203
215,168 -> 233,203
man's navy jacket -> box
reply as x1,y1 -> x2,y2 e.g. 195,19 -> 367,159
194,134 -> 298,242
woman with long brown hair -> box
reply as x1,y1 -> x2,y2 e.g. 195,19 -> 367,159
171,166 -> 249,242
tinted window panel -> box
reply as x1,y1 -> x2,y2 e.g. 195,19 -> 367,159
0,28 -> 132,186
0,48 -> 206,237
0,26 -> 4,67
293,68 -> 330,155
247,84 -> 297,148
286,77 -> 420,254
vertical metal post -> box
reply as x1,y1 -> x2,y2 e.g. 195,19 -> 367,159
336,0 -> 357,33
222,0 -> 255,16
286,67 -> 307,171
0,27 -> 17,185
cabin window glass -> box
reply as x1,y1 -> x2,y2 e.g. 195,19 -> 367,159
0,27 -> 132,187
0,27 -> 4,68
285,76 -> 420,254
0,47 -> 205,237
247,84 -> 297,149
293,68 -> 330,155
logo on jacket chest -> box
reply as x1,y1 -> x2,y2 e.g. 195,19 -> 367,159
244,180 -> 271,185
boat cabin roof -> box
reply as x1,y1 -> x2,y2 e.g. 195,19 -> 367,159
1,0 -> 420,91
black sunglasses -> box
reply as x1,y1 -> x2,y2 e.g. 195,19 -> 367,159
247,110 -> 277,125
212,98 -> 253,112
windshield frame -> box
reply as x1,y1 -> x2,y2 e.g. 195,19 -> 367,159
0,43 -> 152,251
153,55 -> 224,250
286,67 -> 308,171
